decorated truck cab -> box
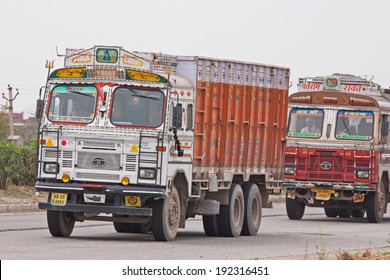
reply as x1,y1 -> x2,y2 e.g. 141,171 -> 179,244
283,74 -> 390,222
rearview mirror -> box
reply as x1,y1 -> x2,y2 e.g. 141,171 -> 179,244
36,100 -> 44,120
172,105 -> 183,128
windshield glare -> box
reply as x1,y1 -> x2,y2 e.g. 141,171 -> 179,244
335,110 -> 374,141
110,87 -> 164,127
48,85 -> 97,123
287,108 -> 324,138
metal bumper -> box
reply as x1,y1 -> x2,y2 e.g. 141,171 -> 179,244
38,202 -> 153,216
35,181 -> 167,216
282,181 -> 376,192
35,181 -> 167,197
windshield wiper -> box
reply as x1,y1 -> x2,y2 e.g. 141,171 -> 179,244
68,90 -> 94,98
128,88 -> 159,100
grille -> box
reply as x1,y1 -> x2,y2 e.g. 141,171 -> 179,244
308,155 -> 344,181
76,172 -> 120,181
82,141 -> 117,149
77,152 -> 120,170
125,154 -> 137,172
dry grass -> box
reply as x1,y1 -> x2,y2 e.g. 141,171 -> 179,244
0,185 -> 47,204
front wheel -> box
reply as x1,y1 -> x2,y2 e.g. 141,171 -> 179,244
241,183 -> 262,236
366,181 -> 386,223
286,195 -> 305,220
47,210 -> 75,237
152,186 -> 180,241
324,207 -> 337,218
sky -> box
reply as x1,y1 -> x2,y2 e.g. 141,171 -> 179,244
1,0 -> 390,117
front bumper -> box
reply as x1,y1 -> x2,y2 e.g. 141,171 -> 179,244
35,181 -> 167,216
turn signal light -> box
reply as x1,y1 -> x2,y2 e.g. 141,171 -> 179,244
62,174 -> 70,183
156,146 -> 166,152
121,177 -> 129,186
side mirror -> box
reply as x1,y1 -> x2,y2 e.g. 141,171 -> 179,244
381,121 -> 389,137
36,100 -> 44,120
172,105 -> 183,128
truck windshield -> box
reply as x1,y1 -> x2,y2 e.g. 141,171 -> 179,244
47,85 -> 97,123
110,87 -> 164,127
335,110 -> 374,141
287,108 -> 324,138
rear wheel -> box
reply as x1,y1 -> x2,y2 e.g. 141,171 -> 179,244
366,181 -> 386,223
219,183 -> 245,237
47,210 -> 75,237
337,208 -> 352,218
241,184 -> 262,236
202,215 -> 221,237
286,195 -> 305,220
152,186 -> 180,241
324,207 -> 337,218
352,209 -> 365,218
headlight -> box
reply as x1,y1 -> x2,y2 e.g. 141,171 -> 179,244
357,170 -> 369,179
139,168 -> 156,179
44,163 -> 59,174
284,166 -> 295,175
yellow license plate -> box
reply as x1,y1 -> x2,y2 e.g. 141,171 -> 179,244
51,192 -> 68,206
312,189 -> 335,201
125,196 -> 141,207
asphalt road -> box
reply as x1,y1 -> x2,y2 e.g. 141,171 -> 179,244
1,203 -> 389,260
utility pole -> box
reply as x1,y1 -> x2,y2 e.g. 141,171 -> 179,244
2,85 -> 19,138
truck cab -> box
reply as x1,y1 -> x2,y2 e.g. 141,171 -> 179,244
283,74 -> 390,222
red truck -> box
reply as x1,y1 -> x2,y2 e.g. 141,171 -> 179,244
283,73 -> 390,223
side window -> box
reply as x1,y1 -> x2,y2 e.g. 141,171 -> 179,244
186,104 -> 193,131
381,114 -> 390,144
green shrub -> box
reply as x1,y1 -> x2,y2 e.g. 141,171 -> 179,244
0,140 -> 37,189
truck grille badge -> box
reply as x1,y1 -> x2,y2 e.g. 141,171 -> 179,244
320,161 -> 332,170
92,157 -> 106,168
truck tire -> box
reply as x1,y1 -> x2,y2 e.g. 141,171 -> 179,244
241,183 -> 262,236
366,181 -> 386,223
219,183 -> 245,237
286,195 -> 305,220
324,207 -> 337,218
202,215 -> 221,237
47,210 -> 75,237
113,214 -> 130,233
113,222 -> 130,233
152,186 -> 180,241
337,209 -> 352,218
129,223 -> 152,234
352,209 -> 365,218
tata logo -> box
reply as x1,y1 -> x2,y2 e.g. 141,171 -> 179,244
92,157 -> 106,168
320,161 -> 332,170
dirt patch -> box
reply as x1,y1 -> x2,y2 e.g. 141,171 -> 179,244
0,185 -> 48,204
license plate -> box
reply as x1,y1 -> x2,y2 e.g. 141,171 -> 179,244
312,189 -> 335,201
51,193 -> 68,206
83,194 -> 106,204
125,196 -> 141,207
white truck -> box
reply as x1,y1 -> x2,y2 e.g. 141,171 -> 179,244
35,46 -> 290,241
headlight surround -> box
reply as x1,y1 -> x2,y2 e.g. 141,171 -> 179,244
284,166 -> 295,175
139,168 -> 156,179
357,170 -> 369,179
44,163 -> 59,174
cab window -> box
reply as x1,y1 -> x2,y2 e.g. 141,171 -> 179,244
335,110 -> 374,141
47,85 -> 97,124
287,108 -> 324,139
110,87 -> 164,127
